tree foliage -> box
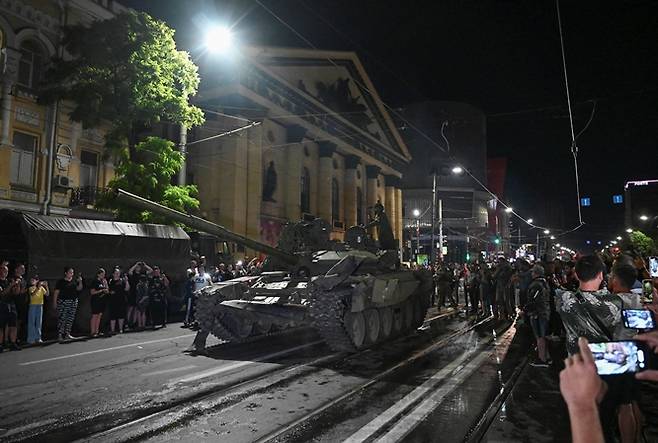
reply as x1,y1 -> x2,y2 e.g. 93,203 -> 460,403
40,11 -> 205,223
628,230 -> 657,257
41,11 -> 204,143
96,137 -> 199,223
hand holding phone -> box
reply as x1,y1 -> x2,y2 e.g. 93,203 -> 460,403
587,340 -> 653,375
623,309 -> 656,330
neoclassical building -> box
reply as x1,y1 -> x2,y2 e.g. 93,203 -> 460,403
187,47 -> 411,255
0,0 -> 123,218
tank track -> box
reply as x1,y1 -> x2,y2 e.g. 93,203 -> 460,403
309,288 -> 359,352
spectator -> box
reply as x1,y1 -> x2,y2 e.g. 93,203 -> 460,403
11,263 -> 28,343
128,261 -> 152,329
134,273 -> 149,330
556,254 -> 635,442
493,257 -> 514,320
185,264 -> 212,329
108,267 -> 130,334
479,265 -> 493,316
27,276 -> 48,344
437,263 -> 456,308
0,264 -> 20,351
89,268 -> 109,337
53,267 -> 83,341
148,266 -> 169,329
183,270 -> 196,328
526,265 -> 552,367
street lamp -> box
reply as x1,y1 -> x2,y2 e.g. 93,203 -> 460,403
616,236 -> 622,240
626,228 -> 633,233
412,209 -> 421,217
204,26 -> 234,54
640,215 -> 649,221
527,218 -> 533,224
504,207 -> 513,213
550,235 -> 556,240
451,166 -> 463,174
544,230 -> 550,234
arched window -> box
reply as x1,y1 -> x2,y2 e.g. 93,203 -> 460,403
300,167 -> 310,213
331,178 -> 340,223
17,40 -> 45,89
356,187 -> 363,225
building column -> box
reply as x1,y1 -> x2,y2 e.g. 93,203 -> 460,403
384,175 -> 399,240
395,187 -> 403,251
343,155 -> 360,228
317,141 -> 335,223
365,165 -> 381,238
284,125 -> 306,222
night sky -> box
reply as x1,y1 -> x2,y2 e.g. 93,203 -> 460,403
123,0 -> 658,250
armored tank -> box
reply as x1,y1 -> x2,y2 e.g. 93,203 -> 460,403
116,190 -> 433,352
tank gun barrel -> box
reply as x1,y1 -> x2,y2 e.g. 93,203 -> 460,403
116,189 -> 298,265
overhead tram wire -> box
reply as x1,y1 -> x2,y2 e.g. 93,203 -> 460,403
556,0 -> 585,228
254,0 -> 580,237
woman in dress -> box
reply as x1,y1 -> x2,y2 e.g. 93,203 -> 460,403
89,268 -> 108,337
108,267 -> 129,334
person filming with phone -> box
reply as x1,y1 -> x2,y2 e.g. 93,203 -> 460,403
557,255 -> 643,442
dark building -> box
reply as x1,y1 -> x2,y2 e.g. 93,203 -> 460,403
399,101 -> 492,264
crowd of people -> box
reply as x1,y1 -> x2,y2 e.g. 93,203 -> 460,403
424,250 -> 658,442
0,260 -> 173,350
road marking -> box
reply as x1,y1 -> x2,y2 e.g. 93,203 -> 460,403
374,350 -> 492,442
345,337 -> 493,443
142,365 -> 198,377
19,334 -> 196,366
172,340 -> 325,384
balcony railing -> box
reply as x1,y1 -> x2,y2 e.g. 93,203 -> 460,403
70,186 -> 107,207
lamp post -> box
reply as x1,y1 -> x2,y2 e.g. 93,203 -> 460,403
413,209 -> 421,264
430,163 -> 462,264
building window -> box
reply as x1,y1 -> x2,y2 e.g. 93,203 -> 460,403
331,178 -> 340,223
10,132 -> 38,187
80,150 -> 99,188
300,167 -> 310,213
17,40 -> 45,89
356,187 -> 363,225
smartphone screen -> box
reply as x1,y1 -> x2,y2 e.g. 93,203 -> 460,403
650,257 -> 658,278
588,341 -> 646,375
623,309 -> 656,329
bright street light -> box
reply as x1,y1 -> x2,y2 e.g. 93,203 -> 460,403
640,215 -> 649,221
550,235 -> 556,240
612,240 -> 618,245
504,207 -> 513,213
451,166 -> 463,174
204,26 -> 233,53
526,218 -> 533,224
556,243 -> 561,247
626,228 -> 633,233
412,208 -> 421,217
543,230 -> 550,234
616,236 -> 622,240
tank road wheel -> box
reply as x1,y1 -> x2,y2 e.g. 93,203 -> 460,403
364,309 -> 381,344
403,300 -> 414,331
345,311 -> 366,349
392,304 -> 404,336
378,307 -> 393,341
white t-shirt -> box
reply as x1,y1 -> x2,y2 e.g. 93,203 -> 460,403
193,272 -> 212,293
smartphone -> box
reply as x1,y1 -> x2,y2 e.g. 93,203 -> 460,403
622,309 -> 656,330
588,340 -> 650,375
649,257 -> 658,278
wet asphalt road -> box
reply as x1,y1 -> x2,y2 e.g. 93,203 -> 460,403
0,312 -> 595,443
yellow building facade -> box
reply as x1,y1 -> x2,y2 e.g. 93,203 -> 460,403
0,0 -> 122,217
188,47 -> 411,255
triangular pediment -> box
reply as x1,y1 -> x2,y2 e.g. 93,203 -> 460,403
246,47 -> 411,162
